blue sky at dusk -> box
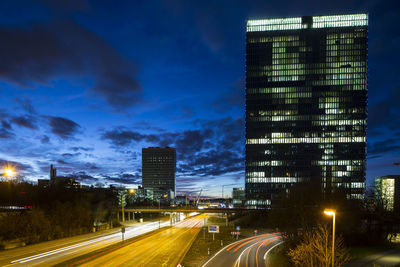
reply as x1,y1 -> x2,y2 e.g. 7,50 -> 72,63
0,0 -> 399,197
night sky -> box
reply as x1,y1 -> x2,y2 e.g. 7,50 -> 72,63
0,0 -> 399,197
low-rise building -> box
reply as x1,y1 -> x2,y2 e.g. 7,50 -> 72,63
375,175 -> 400,212
232,187 -> 245,207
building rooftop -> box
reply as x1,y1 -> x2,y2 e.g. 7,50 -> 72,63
247,14 -> 368,32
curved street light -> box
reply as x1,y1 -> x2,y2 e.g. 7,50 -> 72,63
324,209 -> 336,267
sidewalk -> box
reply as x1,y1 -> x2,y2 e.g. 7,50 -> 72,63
346,248 -> 400,267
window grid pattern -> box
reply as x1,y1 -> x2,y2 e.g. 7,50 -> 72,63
245,16 -> 367,207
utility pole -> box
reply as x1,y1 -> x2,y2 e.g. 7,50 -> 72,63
121,194 -> 125,223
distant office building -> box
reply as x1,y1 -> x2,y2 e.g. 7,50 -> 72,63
37,179 -> 50,188
232,187 -> 245,207
142,147 -> 176,196
375,175 -> 400,212
126,186 -> 174,206
49,164 -> 81,188
50,164 -> 57,185
245,14 -> 368,208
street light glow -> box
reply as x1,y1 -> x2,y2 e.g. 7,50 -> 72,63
3,167 -> 15,177
324,209 -> 335,216
5,169 -> 14,176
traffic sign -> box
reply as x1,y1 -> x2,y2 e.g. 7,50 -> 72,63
208,225 -> 219,233
236,226 -> 240,231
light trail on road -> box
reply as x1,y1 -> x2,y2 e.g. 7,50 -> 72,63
202,232 -> 283,267
2,216 -> 181,267
74,213 -> 208,266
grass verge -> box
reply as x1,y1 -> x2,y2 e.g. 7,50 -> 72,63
266,243 -> 291,267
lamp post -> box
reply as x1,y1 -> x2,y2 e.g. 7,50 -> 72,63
121,189 -> 135,223
324,209 -> 336,267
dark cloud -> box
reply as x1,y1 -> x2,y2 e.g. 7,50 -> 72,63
102,117 -> 244,177
0,120 -> 14,139
15,97 -> 36,114
40,135 -> 50,144
0,128 -> 14,139
0,20 -> 141,109
69,171 -> 98,184
367,85 -> 400,159
0,159 -> 32,173
1,120 -> 12,130
61,153 -> 75,157
71,146 -> 93,152
0,119 -> 14,138
102,172 -> 141,185
84,162 -> 100,170
47,116 -> 80,139
11,115 -> 37,129
368,138 -> 400,158
179,149 -> 244,176
101,127 -> 159,146
57,159 -> 69,165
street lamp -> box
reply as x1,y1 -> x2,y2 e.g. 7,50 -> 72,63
158,194 -> 167,209
324,209 -> 336,267
121,189 -> 135,223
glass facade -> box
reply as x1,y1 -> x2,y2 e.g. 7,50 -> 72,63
245,14 -> 368,208
142,147 -> 176,195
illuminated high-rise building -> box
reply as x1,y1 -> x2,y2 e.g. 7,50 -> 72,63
142,147 -> 176,195
245,14 -> 368,208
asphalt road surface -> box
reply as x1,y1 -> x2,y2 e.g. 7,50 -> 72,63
72,213 -> 208,266
0,218 -> 176,267
202,233 -> 283,267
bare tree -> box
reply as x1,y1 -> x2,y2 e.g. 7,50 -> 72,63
288,224 -> 350,267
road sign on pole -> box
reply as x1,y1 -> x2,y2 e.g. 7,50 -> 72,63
236,226 -> 240,231
208,225 -> 219,233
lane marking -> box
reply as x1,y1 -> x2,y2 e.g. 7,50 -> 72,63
202,237 -> 250,267
233,234 -> 278,252
256,237 -> 282,267
263,240 -> 284,266
9,223 -> 162,264
202,233 -> 279,267
226,233 -> 274,252
81,214 -> 206,267
236,241 -> 261,267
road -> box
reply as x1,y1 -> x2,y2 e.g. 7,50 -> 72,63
70,213 -> 207,266
0,217 -> 176,267
202,233 -> 283,267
